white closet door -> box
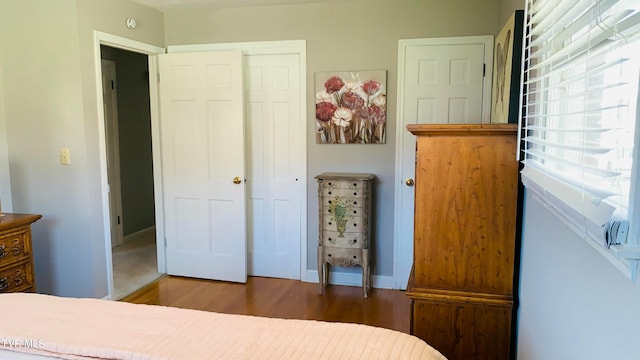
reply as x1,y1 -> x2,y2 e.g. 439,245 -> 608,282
159,51 -> 247,283
246,53 -> 302,279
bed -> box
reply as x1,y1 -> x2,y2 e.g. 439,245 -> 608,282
0,293 -> 446,360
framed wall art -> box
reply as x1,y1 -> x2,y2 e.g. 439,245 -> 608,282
315,70 -> 387,144
491,10 -> 524,124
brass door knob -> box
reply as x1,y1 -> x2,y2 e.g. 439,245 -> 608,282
405,178 -> 415,187
233,176 -> 242,184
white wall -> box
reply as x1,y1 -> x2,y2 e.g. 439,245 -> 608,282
0,0 -> 163,298
0,0 -> 94,297
76,0 -> 164,297
517,192 -> 640,360
499,0 -> 524,30
0,51 -> 13,213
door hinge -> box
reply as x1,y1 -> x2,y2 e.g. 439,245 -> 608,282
117,215 -> 121,225
111,80 -> 115,89
483,64 -> 486,77
164,237 -> 168,247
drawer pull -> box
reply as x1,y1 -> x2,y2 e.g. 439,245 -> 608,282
0,277 -> 7,291
328,254 -> 332,257
353,192 -> 357,195
353,201 -> 357,205
328,191 -> 332,195
328,182 -> 332,186
353,223 -> 357,227
328,222 -> 332,225
353,256 -> 357,259
353,183 -> 357,186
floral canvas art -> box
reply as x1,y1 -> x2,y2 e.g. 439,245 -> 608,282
315,70 -> 387,144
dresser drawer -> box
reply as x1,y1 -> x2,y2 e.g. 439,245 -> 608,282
0,260 -> 34,293
0,227 -> 31,267
320,179 -> 365,190
321,188 -> 366,199
321,230 -> 365,248
322,247 -> 366,267
322,204 -> 363,217
323,216 -> 363,234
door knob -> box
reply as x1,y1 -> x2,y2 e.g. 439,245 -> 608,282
233,176 -> 242,184
405,178 -> 415,187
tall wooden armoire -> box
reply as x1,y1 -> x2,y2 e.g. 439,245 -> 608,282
406,124 -> 519,360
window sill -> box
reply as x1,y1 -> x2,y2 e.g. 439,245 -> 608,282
609,245 -> 640,281
528,189 -> 639,283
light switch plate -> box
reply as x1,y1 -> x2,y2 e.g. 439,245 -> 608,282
60,148 -> 71,165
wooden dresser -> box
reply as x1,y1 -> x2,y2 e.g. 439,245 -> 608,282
0,213 -> 42,293
315,173 -> 375,298
406,124 -> 519,360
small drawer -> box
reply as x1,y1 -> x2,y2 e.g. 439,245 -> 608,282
321,180 -> 364,190
322,188 -> 364,199
323,205 -> 362,217
0,260 -> 34,293
322,247 -> 364,267
323,196 -> 363,209
323,216 -> 363,234
322,231 -> 364,248
0,228 -> 30,267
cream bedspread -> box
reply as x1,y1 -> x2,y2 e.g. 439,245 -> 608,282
0,293 -> 446,360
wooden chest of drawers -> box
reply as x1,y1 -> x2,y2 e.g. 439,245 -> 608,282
0,213 -> 42,293
315,173 -> 375,298
406,125 -> 519,360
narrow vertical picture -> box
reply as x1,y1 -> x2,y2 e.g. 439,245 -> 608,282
491,10 -> 524,124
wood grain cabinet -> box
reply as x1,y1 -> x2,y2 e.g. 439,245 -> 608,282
0,213 -> 42,293
315,173 -> 375,298
406,124 -> 519,360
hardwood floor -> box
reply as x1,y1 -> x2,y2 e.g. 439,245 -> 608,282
122,275 -> 412,333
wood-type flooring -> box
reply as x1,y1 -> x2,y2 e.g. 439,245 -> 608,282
123,275 -> 411,333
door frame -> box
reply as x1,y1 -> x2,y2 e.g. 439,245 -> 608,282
393,36 -> 494,289
93,31 -> 165,299
168,40 -> 308,281
100,59 -> 124,248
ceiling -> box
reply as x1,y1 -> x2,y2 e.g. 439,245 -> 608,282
132,0 -> 353,10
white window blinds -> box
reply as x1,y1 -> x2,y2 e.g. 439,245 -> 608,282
519,0 -> 640,278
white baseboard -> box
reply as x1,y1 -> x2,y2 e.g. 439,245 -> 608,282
123,226 -> 156,244
305,270 -> 395,289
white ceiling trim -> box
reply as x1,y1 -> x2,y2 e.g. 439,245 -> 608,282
132,0 -> 354,11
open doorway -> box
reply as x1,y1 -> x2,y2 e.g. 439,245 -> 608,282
100,45 -> 161,299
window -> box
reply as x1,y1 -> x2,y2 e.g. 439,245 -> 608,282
519,0 -> 640,280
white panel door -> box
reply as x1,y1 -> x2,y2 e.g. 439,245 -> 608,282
395,38 -> 491,289
404,44 -> 485,124
245,53 -> 301,279
159,51 -> 247,283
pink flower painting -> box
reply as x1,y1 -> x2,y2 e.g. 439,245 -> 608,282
315,70 -> 387,144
